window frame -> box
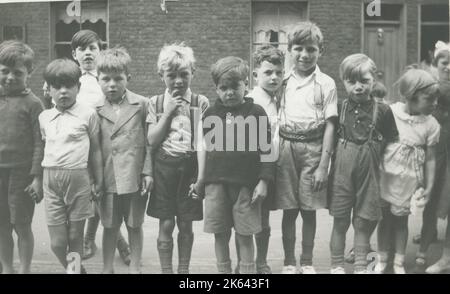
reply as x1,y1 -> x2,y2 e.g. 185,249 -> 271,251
250,0 -> 309,87
49,0 -> 109,60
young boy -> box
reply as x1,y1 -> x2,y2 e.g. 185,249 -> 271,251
40,59 -> 103,273
329,54 -> 398,274
0,40 -> 44,274
275,21 -> 338,274
238,45 -> 283,274
196,56 -> 275,274
68,30 -> 130,262
96,48 -> 151,274
147,43 -> 209,274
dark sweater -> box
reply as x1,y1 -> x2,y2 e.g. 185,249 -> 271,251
202,97 -> 275,188
0,89 -> 44,175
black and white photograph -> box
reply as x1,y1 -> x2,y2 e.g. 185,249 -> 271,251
0,0 -> 450,282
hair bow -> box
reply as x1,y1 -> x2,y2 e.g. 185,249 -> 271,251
434,41 -> 450,57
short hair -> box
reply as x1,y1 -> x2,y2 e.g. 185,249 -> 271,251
340,53 -> 377,82
157,42 -> 196,75
71,30 -> 102,51
287,21 -> 324,51
96,47 -> 132,75
253,45 -> 284,68
371,82 -> 387,99
0,40 -> 34,73
396,68 -> 438,101
43,59 -> 81,88
211,56 -> 249,86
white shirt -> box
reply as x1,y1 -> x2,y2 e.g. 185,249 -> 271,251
280,66 -> 338,131
77,70 -> 105,108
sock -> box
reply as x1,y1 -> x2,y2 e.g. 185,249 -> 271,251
354,244 -> 370,272
300,241 -> 314,266
217,260 -> 232,274
282,235 -> 296,266
177,233 -> 194,274
157,238 -> 173,274
239,262 -> 256,274
255,227 -> 270,267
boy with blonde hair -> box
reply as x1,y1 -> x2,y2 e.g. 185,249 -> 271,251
147,43 -> 209,274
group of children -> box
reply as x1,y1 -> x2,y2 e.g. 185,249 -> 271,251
0,20 -> 450,275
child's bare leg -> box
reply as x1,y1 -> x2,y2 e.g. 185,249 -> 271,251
300,209 -> 316,266
418,199 -> 438,254
48,224 -> 69,269
126,226 -> 143,274
282,209 -> 299,266
214,230 -> 232,273
235,232 -> 255,274
68,220 -> 85,256
176,219 -> 193,274
353,216 -> 377,272
14,223 -> 33,274
0,224 -> 14,274
255,209 -> 271,273
102,226 -> 119,274
330,216 -> 351,269
157,218 -> 175,273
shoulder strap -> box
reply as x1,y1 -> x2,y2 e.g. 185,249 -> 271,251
369,100 -> 379,140
190,93 -> 200,149
155,94 -> 164,122
276,79 -> 288,111
339,99 -> 348,126
313,81 -> 324,109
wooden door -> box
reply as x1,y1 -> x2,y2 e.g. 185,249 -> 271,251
364,25 -> 402,101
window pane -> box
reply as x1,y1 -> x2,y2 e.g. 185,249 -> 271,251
55,44 -> 73,59
364,4 -> 402,21
421,5 -> 449,22
421,25 -> 449,61
56,20 -> 80,42
81,19 -> 106,41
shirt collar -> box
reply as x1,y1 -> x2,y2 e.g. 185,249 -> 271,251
347,97 -> 374,113
81,69 -> 98,78
165,88 -> 192,104
48,101 -> 80,121
248,86 -> 276,107
285,66 -> 323,87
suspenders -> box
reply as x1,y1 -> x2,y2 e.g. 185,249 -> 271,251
339,99 -> 380,143
155,93 -> 200,149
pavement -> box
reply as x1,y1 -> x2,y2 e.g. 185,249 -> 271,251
6,202 -> 449,274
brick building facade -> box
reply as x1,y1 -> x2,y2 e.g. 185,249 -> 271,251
0,0 -> 448,102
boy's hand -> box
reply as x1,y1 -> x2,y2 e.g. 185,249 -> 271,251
91,184 -> 104,202
141,176 -> 153,197
312,167 -> 328,192
419,189 -> 431,207
164,93 -> 184,117
25,176 -> 43,204
251,180 -> 268,205
188,178 -> 205,201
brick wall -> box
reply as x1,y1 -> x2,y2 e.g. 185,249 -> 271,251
0,0 -> 442,103
0,2 -> 50,98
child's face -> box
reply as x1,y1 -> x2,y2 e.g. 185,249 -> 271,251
289,40 -> 322,76
216,77 -> 246,107
0,62 -> 29,94
98,70 -> 129,102
253,61 -> 283,95
409,90 -> 438,115
72,41 -> 100,72
49,83 -> 79,111
160,66 -> 193,97
436,54 -> 450,81
343,71 -> 375,102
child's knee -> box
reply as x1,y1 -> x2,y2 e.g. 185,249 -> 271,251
235,233 -> 253,245
333,217 -> 351,233
283,209 -> 299,221
353,216 -> 375,232
176,220 -> 193,234
215,230 -> 231,242
13,223 -> 32,237
160,219 -> 175,234
50,236 -> 67,252
300,210 -> 316,223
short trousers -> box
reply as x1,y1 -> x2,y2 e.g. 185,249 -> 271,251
204,183 -> 262,236
43,168 -> 93,226
99,192 -> 148,228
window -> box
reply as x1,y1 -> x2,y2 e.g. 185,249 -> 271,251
419,4 -> 449,63
1,25 -> 26,42
251,1 -> 308,76
51,0 -> 108,59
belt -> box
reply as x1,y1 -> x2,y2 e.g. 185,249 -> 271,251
279,126 -> 324,142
